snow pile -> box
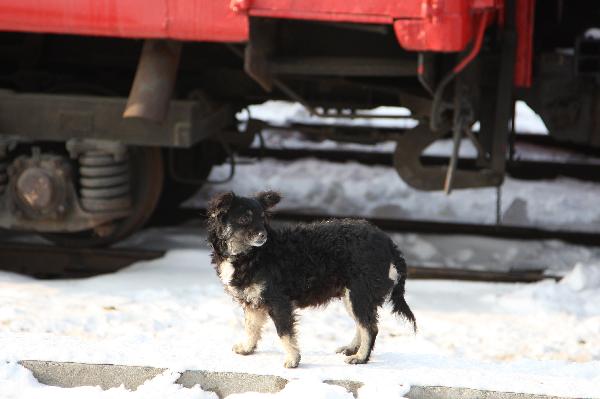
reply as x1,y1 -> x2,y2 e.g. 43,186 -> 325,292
500,262 -> 600,317
514,101 -> 548,134
585,28 -> 600,40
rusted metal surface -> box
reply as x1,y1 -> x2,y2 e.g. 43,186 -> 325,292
124,40 -> 182,123
394,125 -> 503,191
16,168 -> 54,211
43,147 -> 164,247
407,266 -> 560,283
264,211 -> 600,248
0,92 -> 232,148
0,152 -> 130,233
0,146 -> 162,249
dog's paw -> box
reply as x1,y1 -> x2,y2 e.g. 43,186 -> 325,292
335,345 -> 359,356
344,355 -> 368,365
232,343 -> 255,355
283,354 -> 301,368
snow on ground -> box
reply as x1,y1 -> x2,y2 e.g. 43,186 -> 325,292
2,101 -> 598,397
0,249 -> 599,398
115,224 -> 600,277
185,100 -> 600,232
0,365 -> 217,399
189,158 -> 600,232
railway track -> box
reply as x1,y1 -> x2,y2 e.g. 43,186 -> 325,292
0,240 -> 559,282
4,126 -> 599,282
237,128 -> 600,182
238,147 -> 600,183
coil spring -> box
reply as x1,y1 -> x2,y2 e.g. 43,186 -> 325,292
0,154 -> 7,195
79,150 -> 131,212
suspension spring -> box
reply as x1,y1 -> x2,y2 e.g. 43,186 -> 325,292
79,150 -> 132,213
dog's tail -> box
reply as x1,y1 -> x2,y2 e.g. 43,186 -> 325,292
389,241 -> 417,333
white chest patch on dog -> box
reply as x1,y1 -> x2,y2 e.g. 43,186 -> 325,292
218,259 -> 235,285
226,282 -> 265,307
388,263 -> 399,282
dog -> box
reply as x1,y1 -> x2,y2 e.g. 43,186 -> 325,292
207,191 -> 416,368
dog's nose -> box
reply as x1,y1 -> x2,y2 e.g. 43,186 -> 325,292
252,231 -> 267,246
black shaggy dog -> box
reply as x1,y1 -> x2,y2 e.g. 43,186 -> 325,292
207,191 -> 416,368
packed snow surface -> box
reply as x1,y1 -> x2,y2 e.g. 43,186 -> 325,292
1,249 -> 599,398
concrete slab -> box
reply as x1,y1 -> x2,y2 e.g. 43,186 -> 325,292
19,360 -> 165,391
18,360 -> 577,399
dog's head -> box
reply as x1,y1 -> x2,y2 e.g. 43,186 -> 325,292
207,191 -> 281,256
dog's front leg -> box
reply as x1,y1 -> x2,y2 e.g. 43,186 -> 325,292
233,306 -> 268,355
268,301 -> 300,368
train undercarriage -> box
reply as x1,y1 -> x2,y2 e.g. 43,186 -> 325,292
0,2 -> 599,245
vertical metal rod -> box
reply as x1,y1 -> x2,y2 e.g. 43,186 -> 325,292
124,40 -> 182,123
444,127 -> 462,194
508,100 -> 517,162
496,185 -> 502,225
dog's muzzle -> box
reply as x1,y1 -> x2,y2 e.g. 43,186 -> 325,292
250,231 -> 267,247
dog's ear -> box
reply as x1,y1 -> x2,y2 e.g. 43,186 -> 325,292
208,191 -> 235,218
255,191 -> 281,209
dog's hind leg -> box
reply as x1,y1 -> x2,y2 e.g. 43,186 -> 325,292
344,288 -> 379,364
233,306 -> 268,355
335,291 -> 361,356
268,300 -> 301,368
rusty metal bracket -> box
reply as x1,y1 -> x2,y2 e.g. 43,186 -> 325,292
393,124 -> 503,191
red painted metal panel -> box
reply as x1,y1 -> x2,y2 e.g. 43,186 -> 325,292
249,0 -> 423,20
167,0 -> 248,41
0,0 -> 531,86
0,0 -> 247,42
249,8 -> 393,25
514,0 -> 535,87
393,0 -> 474,52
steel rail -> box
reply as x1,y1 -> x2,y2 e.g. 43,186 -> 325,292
0,239 -> 560,282
238,147 -> 600,182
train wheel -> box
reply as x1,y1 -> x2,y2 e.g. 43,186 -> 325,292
43,146 -> 164,248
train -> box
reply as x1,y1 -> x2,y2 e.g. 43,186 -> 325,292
0,0 -> 597,246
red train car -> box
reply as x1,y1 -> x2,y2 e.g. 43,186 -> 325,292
0,0 -> 596,245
